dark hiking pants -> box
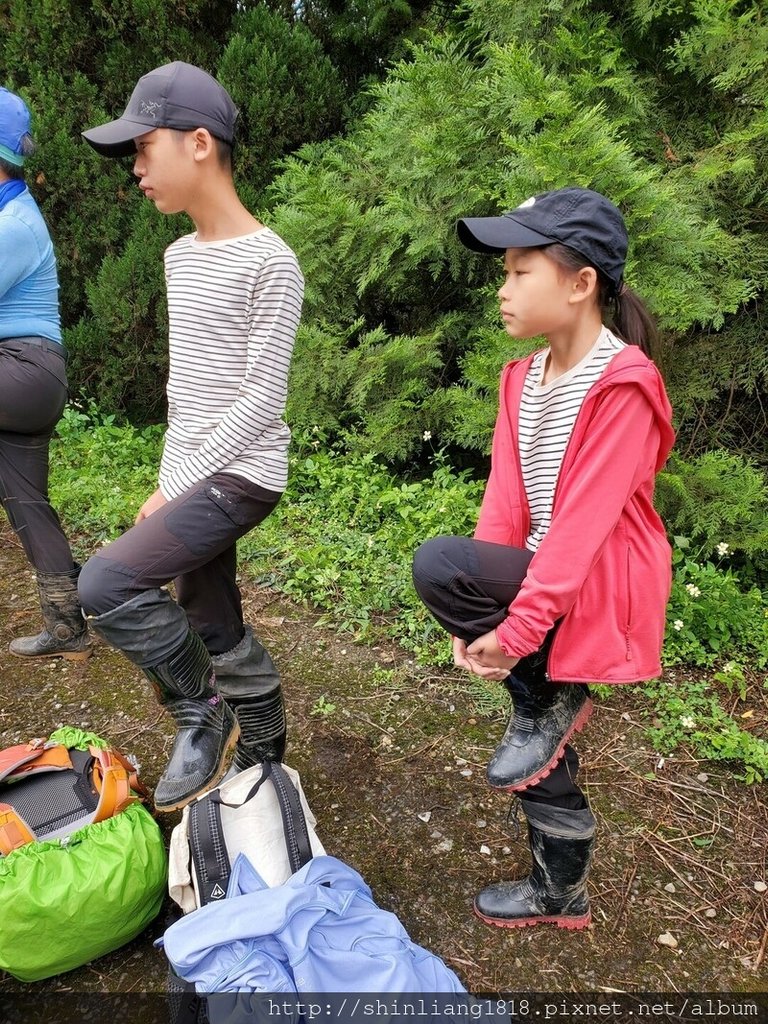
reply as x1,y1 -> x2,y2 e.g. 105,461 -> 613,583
412,535 -> 587,810
78,473 -> 280,655
0,337 -> 75,574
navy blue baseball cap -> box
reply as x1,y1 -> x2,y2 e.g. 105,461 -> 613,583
0,87 -> 32,167
457,187 -> 628,290
82,61 -> 238,158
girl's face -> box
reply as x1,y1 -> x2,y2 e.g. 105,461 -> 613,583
497,247 -> 589,339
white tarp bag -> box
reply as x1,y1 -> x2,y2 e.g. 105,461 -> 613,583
168,761 -> 324,913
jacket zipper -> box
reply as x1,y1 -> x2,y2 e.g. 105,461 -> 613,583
625,544 -> 633,660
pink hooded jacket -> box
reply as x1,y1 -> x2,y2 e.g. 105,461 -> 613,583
475,344 -> 675,684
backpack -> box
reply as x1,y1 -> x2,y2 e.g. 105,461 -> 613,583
0,732 -> 148,853
167,759 -> 324,913
162,760 -> 467,1018
166,760 -> 323,1023
0,727 -> 167,982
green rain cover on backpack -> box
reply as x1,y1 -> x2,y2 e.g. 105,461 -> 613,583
0,728 -> 167,982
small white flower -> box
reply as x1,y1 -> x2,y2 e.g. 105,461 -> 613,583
716,542 -> 729,557
673,619 -> 684,631
422,430 -> 432,441
685,584 -> 701,598
680,715 -> 695,729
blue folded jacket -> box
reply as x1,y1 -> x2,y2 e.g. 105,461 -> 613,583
160,853 -> 466,996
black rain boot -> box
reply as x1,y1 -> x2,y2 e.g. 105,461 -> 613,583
9,566 -> 91,661
474,799 -> 595,930
144,631 -> 239,811
88,588 -> 238,812
212,625 -> 286,771
486,674 -> 593,791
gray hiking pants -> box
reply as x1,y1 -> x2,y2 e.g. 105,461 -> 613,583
78,472 -> 280,655
0,336 -> 75,574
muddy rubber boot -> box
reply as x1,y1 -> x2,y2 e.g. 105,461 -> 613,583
474,799 -> 595,930
9,566 -> 91,661
144,631 -> 239,811
88,588 -> 238,812
486,675 -> 593,791
212,625 -> 286,771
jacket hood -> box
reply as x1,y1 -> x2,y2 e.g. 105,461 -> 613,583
508,343 -> 675,473
589,345 -> 675,471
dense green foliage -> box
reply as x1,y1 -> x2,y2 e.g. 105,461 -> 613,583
2,0 -> 766,459
49,408 -> 768,782
268,0 -> 767,463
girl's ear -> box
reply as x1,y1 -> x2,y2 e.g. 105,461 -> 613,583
568,266 -> 599,305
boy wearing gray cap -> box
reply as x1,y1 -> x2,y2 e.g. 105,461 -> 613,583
80,63 -> 304,812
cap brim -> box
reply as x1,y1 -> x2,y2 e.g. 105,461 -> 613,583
457,215 -> 556,253
81,116 -> 156,157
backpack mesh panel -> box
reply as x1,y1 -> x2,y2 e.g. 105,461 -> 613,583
3,769 -> 98,837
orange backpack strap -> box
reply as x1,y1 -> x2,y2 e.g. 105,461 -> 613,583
102,746 -> 151,802
0,803 -> 37,855
0,740 -> 72,784
89,747 -> 140,822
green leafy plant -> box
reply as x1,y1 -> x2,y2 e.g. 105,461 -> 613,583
643,676 -> 768,785
310,695 -> 337,717
49,400 -> 164,544
241,429 -> 485,660
664,538 -> 768,669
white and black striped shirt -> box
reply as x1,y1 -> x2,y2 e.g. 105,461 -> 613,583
158,227 -> 304,500
520,327 -> 625,551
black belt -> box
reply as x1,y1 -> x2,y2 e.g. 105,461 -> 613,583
0,335 -> 65,357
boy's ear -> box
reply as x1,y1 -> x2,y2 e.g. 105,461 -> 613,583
568,266 -> 599,305
190,127 -> 216,163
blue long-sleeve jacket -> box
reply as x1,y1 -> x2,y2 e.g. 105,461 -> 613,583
0,188 -> 62,343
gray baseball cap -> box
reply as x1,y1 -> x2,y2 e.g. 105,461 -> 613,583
82,61 -> 238,158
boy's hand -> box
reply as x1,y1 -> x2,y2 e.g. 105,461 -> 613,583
135,488 -> 168,524
453,632 -> 517,681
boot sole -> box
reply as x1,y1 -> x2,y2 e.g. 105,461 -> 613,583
154,721 -> 241,814
489,696 -> 594,793
8,647 -> 92,662
474,906 -> 591,930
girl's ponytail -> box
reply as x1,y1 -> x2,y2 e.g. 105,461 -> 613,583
544,243 -> 659,362
612,284 -> 658,361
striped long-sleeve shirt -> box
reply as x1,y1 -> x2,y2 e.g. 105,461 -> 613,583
519,327 -> 625,551
158,227 -> 304,500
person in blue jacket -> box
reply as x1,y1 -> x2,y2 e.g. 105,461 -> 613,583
0,87 -> 89,660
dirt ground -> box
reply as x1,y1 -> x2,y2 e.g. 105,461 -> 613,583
0,522 -> 766,998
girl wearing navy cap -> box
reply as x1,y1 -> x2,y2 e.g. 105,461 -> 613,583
412,187 -> 674,930
0,87 -> 89,661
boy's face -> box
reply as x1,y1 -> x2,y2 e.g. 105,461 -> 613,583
132,128 -> 198,215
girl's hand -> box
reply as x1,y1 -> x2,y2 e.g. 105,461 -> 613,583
466,629 -> 518,681
452,635 -> 476,673
453,631 -> 517,681
135,487 -> 168,524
